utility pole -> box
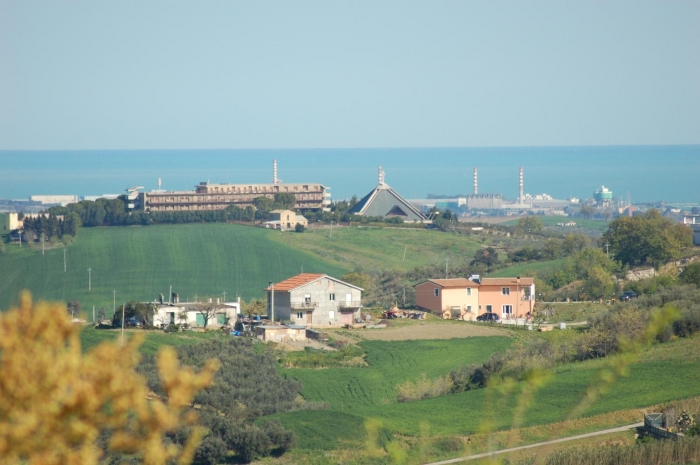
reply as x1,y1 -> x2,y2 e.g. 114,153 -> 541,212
88,267 -> 92,292
604,242 -> 610,258
120,303 -> 126,347
222,290 -> 227,302
63,248 -> 66,272
169,285 -> 172,304
329,220 -> 333,239
269,281 -> 275,323
19,230 -> 21,247
445,256 -> 449,279
92,306 -> 95,323
113,290 -> 116,316
42,233 -> 44,255
403,245 -> 407,261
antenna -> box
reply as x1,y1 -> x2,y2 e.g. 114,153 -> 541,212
273,159 -> 282,185
378,166 -> 385,185
158,178 -> 162,190
474,167 -> 478,195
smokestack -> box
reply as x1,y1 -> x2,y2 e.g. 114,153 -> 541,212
519,167 -> 524,205
473,167 -> 478,195
273,159 -> 278,185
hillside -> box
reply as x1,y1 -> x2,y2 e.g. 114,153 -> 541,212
271,225 -> 482,272
0,223 -> 347,314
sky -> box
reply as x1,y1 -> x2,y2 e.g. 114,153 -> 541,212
1,1 -> 699,150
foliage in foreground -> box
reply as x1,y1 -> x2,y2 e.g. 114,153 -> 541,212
545,436 -> 700,465
0,291 -> 218,465
139,338 -> 301,464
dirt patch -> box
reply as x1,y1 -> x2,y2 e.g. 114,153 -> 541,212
352,322 -> 507,341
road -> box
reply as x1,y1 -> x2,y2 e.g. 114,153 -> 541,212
424,422 -> 643,465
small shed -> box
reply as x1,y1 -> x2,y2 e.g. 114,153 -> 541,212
286,324 -> 307,341
255,325 -> 288,342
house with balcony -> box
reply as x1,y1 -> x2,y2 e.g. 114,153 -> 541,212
265,273 -> 363,326
477,277 -> 535,320
414,278 -> 480,320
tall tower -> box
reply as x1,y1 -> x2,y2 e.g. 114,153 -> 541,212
273,159 -> 279,185
519,167 -> 524,205
378,166 -> 385,185
473,167 -> 478,195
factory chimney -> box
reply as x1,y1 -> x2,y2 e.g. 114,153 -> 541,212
273,159 -> 278,185
473,167 -> 478,195
519,167 -> 524,205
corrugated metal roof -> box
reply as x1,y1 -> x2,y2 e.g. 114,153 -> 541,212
480,277 -> 535,286
266,273 -> 325,291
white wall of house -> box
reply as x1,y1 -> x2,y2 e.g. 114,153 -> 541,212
154,302 -> 240,328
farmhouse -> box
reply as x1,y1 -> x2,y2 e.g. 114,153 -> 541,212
413,275 -> 535,320
414,278 -> 480,320
266,273 -> 363,326
477,277 -> 535,319
153,300 -> 240,328
264,209 -> 308,231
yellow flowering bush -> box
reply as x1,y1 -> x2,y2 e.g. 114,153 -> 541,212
0,291 -> 219,465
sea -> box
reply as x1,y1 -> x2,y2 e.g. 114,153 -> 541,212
0,145 -> 699,204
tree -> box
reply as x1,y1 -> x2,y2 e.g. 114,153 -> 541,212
67,300 -> 81,319
515,216 -> 544,235
579,205 -> 596,219
192,303 -> 219,328
600,209 -> 693,267
680,262 -> 700,287
562,233 -> 589,255
582,265 -> 616,300
274,193 -> 296,210
241,298 -> 266,317
470,247 -> 499,271
252,197 -> 273,214
0,291 -> 218,465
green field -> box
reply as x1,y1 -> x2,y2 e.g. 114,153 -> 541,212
487,258 -> 565,278
271,225 -> 482,272
0,223 -> 347,314
503,216 -> 609,233
273,334 -> 700,455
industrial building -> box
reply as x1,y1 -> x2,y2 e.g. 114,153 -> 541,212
134,160 -> 331,213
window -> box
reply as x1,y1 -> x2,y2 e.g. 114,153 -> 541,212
296,312 -> 303,319
486,305 -> 492,313
466,306 -> 472,313
434,288 -> 440,297
501,287 -> 510,296
304,294 -> 311,303
329,311 -> 335,320
502,305 -> 513,315
467,288 -> 472,296
329,293 -> 336,301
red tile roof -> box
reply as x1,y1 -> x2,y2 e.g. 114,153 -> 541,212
421,278 -> 479,289
480,277 -> 535,286
265,273 -> 325,292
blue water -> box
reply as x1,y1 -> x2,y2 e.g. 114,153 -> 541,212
0,146 -> 698,203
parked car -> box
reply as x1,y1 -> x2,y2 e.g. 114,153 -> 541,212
619,291 -> 638,301
476,313 -> 500,322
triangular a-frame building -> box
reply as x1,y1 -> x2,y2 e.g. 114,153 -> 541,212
349,167 -> 427,222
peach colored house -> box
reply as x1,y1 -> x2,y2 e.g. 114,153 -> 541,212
414,279 -> 480,320
477,277 -> 535,319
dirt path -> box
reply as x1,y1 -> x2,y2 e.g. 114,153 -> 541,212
424,422 -> 643,464
355,322 -> 506,341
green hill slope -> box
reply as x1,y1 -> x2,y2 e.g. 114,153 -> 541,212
0,223 -> 347,314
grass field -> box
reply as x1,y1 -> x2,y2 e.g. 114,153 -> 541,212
271,225 -> 482,272
0,223 -> 347,314
272,333 -> 700,460
502,216 -> 609,233
487,258 -> 566,278
79,325 -> 227,354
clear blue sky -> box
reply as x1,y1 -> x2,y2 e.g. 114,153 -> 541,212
1,1 -> 698,150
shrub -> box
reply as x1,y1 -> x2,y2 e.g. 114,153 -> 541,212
396,374 -> 453,402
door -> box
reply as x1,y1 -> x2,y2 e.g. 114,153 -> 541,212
340,311 -> 353,325
217,313 -> 227,325
306,311 -> 313,324
168,312 -> 175,324
196,313 -> 205,327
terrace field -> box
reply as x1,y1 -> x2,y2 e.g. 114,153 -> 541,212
271,328 -> 700,463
